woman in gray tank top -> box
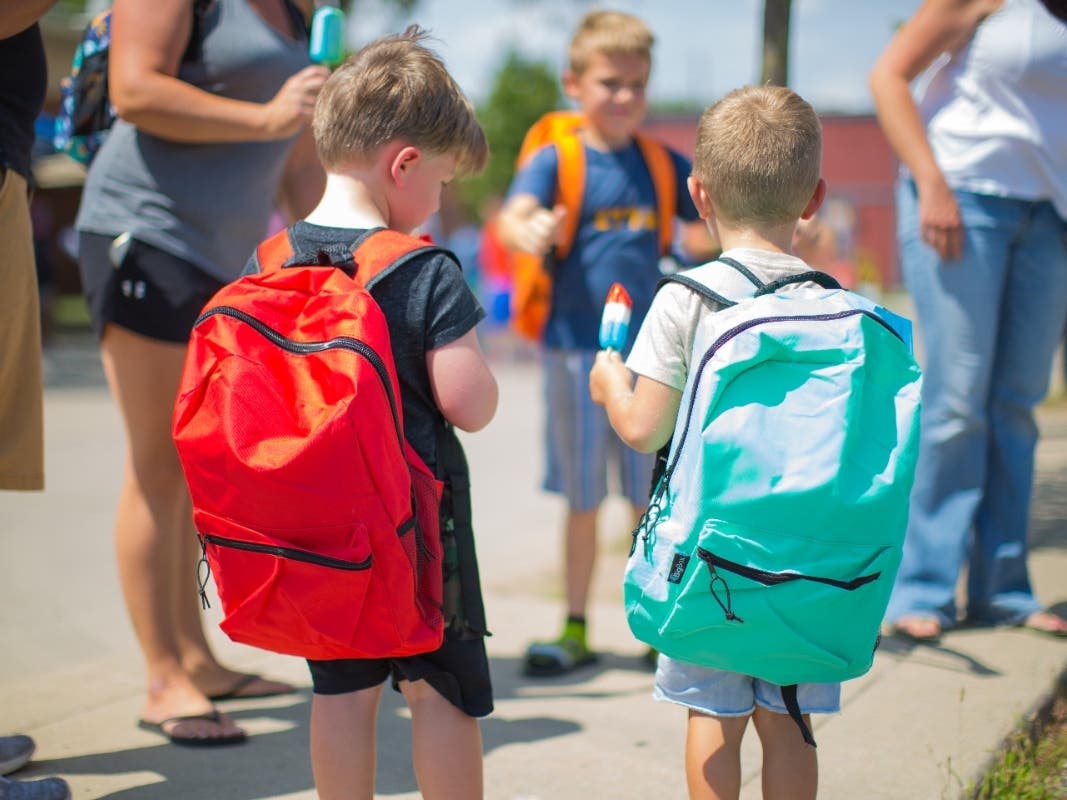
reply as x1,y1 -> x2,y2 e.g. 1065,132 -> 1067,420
73,0 -> 329,746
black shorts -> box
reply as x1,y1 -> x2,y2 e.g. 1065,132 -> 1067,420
306,634 -> 494,718
78,232 -> 226,343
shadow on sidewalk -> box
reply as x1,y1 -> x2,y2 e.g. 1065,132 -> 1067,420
28,653 -> 655,799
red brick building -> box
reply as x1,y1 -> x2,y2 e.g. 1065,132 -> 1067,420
642,113 -> 901,288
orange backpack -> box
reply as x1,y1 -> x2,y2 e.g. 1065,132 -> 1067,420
507,110 -> 678,341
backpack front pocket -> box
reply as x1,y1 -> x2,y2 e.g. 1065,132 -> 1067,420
195,509 -> 374,660
652,517 -> 898,684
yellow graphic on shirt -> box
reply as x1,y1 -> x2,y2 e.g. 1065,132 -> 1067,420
593,206 -> 658,233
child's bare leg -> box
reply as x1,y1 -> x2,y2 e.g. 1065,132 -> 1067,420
752,705 -> 817,800
685,708 -> 749,800
309,684 -> 383,800
400,679 -> 483,800
564,506 -> 599,617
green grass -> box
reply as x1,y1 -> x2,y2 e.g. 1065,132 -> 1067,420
972,689 -> 1067,799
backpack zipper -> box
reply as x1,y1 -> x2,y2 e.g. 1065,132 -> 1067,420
197,533 -> 372,609
694,547 -> 881,626
658,308 -> 901,497
696,547 -> 881,590
195,305 -> 402,443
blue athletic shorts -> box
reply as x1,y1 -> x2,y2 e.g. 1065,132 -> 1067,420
542,348 -> 655,511
654,654 -> 841,717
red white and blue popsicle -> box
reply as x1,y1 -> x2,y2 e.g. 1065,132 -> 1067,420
598,282 -> 632,351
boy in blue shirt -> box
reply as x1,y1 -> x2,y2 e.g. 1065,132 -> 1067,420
497,10 -> 702,675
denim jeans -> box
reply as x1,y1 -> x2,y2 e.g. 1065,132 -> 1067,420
886,180 -> 1067,627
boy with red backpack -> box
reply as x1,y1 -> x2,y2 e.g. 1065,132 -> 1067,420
176,27 -> 497,799
496,10 -> 706,676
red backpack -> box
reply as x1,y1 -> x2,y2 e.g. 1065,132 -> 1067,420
173,227 -> 444,661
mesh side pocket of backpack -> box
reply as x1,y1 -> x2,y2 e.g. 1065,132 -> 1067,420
407,462 -> 445,632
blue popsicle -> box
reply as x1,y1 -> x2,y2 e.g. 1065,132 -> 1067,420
309,5 -> 346,67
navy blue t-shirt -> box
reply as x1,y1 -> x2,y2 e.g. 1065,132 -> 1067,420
507,139 -> 699,351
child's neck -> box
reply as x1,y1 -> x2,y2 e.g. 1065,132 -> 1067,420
715,219 -> 798,257
581,126 -> 634,152
304,172 -> 390,230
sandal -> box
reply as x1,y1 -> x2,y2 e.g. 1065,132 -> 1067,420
206,673 -> 296,702
137,710 -> 247,747
1020,610 -> 1067,638
884,615 -> 942,643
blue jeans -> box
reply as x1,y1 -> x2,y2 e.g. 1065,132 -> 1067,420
887,181 -> 1067,627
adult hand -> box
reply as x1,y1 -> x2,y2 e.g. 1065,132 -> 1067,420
261,64 -> 330,139
917,176 -> 964,261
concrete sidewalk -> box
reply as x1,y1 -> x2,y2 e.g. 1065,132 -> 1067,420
1,332 -> 1064,799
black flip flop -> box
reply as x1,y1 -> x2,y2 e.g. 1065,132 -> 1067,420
137,710 -> 247,747
207,673 -> 296,702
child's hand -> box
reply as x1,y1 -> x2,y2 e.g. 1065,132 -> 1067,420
589,349 -> 629,407
514,204 -> 567,256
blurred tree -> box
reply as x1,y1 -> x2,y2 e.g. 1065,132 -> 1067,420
761,0 -> 792,86
456,49 -> 562,219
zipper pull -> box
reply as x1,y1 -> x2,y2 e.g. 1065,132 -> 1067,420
196,536 -> 212,610
708,563 -> 743,623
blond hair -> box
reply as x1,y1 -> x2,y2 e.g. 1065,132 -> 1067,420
567,10 -> 654,75
693,86 -> 822,226
312,26 -> 488,176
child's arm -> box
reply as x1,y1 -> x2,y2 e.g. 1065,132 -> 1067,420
589,351 -> 681,454
495,194 -> 567,256
427,329 -> 498,432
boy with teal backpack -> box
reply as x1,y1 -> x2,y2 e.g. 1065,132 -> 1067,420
590,85 -> 921,798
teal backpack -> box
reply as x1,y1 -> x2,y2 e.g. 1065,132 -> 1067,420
625,257 -> 922,745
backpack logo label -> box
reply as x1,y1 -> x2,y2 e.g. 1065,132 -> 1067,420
668,553 -> 690,584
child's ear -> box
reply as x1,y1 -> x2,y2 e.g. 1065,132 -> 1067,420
562,69 -> 581,101
687,176 -> 713,220
389,145 -> 422,184
800,178 -> 827,220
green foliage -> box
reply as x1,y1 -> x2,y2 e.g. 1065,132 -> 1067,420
973,695 -> 1067,800
456,49 -> 563,220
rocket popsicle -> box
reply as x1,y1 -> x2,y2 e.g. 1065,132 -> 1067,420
309,5 -> 346,67
598,282 -> 632,351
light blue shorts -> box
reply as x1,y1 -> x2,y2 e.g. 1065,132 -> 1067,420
654,655 -> 841,718
542,348 -> 655,511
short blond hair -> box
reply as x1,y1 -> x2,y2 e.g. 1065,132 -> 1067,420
693,86 -> 822,227
567,10 -> 654,75
312,26 -> 488,176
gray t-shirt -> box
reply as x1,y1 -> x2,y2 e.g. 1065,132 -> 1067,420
75,0 -> 310,281
627,248 -> 821,390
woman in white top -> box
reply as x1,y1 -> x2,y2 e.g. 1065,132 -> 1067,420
869,0 -> 1067,641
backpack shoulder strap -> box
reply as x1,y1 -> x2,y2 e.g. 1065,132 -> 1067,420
754,270 -> 842,296
253,229 -> 295,274
657,257 -> 766,307
552,132 -> 585,261
634,134 -> 677,256
351,228 -> 446,288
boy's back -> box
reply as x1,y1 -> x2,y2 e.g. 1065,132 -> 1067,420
590,85 -> 922,798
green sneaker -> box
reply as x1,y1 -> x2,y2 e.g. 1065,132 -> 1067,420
523,633 -> 598,677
